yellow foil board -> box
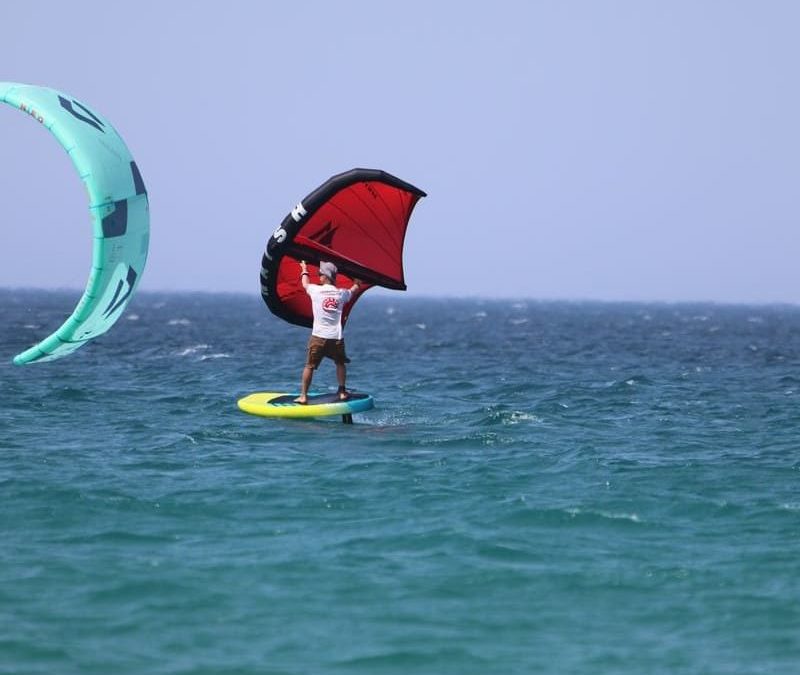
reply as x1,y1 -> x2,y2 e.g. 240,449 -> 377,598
237,392 -> 374,419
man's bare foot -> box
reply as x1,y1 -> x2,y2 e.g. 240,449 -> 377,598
294,396 -> 308,404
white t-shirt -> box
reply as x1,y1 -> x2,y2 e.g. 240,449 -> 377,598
307,283 -> 352,339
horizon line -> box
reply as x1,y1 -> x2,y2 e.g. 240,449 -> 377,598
1,285 -> 798,308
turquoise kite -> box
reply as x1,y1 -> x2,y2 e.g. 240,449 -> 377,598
1,82 -> 150,365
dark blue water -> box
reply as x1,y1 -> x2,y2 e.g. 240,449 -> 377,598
2,290 -> 799,674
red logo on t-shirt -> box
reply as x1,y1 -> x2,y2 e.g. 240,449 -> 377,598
322,297 -> 339,311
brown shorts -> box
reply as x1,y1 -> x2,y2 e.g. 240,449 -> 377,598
306,335 -> 350,369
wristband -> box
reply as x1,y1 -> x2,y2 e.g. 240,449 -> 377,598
301,272 -> 309,277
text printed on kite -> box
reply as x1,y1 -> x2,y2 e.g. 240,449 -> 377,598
1,82 -> 149,365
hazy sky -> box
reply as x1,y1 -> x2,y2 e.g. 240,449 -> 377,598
1,1 -> 798,303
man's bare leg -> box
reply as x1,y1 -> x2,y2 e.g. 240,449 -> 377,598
336,362 -> 349,400
295,365 -> 313,403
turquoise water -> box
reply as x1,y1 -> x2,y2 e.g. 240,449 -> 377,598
2,290 -> 799,674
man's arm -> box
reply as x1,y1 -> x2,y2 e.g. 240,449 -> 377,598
300,260 -> 310,290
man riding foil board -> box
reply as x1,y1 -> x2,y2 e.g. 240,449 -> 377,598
294,260 -> 362,404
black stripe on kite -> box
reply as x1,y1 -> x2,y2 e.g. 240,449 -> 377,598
58,96 -> 105,133
130,161 -> 147,195
102,266 -> 138,319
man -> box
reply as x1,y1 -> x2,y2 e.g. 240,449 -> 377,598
295,260 -> 361,404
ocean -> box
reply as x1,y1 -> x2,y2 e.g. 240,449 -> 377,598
1,289 -> 799,674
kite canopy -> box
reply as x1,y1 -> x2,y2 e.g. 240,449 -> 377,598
1,82 -> 150,365
260,168 -> 426,328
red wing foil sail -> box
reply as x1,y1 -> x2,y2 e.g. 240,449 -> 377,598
260,168 -> 426,328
